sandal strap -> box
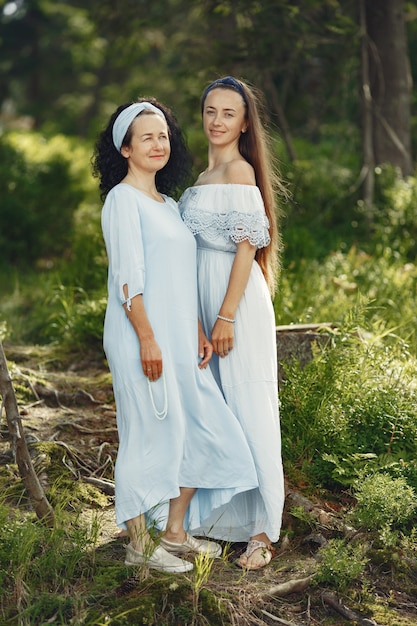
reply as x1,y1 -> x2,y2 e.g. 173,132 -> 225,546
244,540 -> 275,560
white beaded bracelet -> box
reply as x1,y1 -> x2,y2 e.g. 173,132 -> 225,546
217,314 -> 235,324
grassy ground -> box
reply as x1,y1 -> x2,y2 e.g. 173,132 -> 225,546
1,344 -> 417,625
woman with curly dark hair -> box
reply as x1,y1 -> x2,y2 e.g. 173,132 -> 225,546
92,97 -> 192,200
92,99 -> 258,573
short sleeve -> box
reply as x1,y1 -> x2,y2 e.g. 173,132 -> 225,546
180,184 -> 270,249
101,185 -> 145,308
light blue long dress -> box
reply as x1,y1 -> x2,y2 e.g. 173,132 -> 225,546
101,183 -> 259,532
179,184 -> 285,542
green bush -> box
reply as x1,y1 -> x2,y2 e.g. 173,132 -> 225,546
280,132 -> 364,264
367,167 -> 417,260
0,130 -> 106,347
314,538 -> 368,591
0,132 -> 90,267
352,473 -> 417,532
45,284 -> 107,353
0,269 -> 106,349
275,246 -> 417,352
279,304 -> 417,489
69,200 -> 108,291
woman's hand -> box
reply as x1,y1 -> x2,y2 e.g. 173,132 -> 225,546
122,291 -> 162,381
211,318 -> 234,358
141,339 -> 163,380
198,320 -> 213,368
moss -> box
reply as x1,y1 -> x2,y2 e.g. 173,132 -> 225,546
199,588 -> 230,624
93,596 -> 157,625
84,575 -> 233,625
0,464 -> 28,503
29,592 -> 75,623
73,481 -> 110,507
29,441 -> 111,508
364,600 -> 417,626
10,380 -> 36,402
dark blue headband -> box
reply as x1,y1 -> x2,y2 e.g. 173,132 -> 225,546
201,76 -> 247,111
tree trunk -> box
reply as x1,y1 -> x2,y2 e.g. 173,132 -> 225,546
365,0 -> 413,176
0,342 -> 54,526
263,70 -> 297,163
359,0 -> 375,206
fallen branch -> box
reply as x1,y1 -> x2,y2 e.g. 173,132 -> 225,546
0,342 -> 54,526
322,591 -> 379,625
82,475 -> 115,495
59,421 -> 117,435
33,382 -> 100,408
260,609 -> 303,625
266,575 -> 314,598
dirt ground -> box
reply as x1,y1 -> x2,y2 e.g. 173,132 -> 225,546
2,344 -> 417,625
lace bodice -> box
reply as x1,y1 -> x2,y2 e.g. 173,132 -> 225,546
179,184 -> 270,249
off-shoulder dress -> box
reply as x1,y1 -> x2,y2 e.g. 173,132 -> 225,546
179,184 -> 285,542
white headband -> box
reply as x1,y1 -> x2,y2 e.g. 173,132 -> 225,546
112,102 -> 166,152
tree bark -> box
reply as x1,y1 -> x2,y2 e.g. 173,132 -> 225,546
359,0 -> 375,206
266,576 -> 313,598
263,70 -> 297,163
322,591 -> 378,625
365,0 -> 413,176
0,342 -> 54,526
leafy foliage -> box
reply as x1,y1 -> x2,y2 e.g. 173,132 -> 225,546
280,130 -> 363,262
0,132 -> 88,267
276,245 -> 417,353
0,0 -> 378,147
279,301 -> 417,490
369,165 -> 417,260
45,284 -> 107,352
351,473 -> 417,532
314,538 -> 368,591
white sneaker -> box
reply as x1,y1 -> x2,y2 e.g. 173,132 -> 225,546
124,543 -> 193,572
160,533 -> 222,558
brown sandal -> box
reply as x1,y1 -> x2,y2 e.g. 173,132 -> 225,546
237,539 -> 276,570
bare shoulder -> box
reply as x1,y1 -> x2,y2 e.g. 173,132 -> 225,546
224,159 -> 256,185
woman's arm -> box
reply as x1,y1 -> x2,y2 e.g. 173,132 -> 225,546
123,287 -> 162,380
211,239 -> 256,357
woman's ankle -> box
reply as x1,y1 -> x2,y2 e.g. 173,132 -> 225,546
162,528 -> 187,543
250,532 -> 271,545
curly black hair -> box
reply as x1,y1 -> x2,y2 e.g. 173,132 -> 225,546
91,97 -> 192,201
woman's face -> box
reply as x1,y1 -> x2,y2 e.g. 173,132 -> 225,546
202,88 -> 247,148
121,113 -> 170,173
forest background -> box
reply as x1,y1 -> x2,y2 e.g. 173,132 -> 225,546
2,1 -> 417,625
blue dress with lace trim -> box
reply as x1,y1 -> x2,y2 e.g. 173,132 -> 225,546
179,184 -> 285,542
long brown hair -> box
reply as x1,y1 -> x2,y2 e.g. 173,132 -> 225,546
201,77 -> 287,295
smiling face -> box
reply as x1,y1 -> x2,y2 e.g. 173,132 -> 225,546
202,87 -> 247,148
121,112 -> 170,174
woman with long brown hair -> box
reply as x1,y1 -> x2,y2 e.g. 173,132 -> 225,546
180,77 -> 286,570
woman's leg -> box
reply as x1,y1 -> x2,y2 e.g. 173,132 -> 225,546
161,487 -> 222,558
116,487 -> 197,543
163,487 -> 197,542
126,513 -> 153,553
124,511 -> 194,572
